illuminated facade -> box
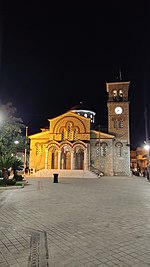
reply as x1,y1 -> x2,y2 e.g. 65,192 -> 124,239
29,81 -> 131,176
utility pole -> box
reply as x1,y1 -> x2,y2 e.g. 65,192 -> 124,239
24,126 -> 28,174
144,107 -> 150,179
144,107 -> 149,162
98,124 -> 101,170
144,107 -> 148,145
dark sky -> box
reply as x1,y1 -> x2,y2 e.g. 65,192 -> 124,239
1,1 -> 150,148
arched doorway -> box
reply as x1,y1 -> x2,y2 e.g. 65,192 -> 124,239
49,147 -> 58,169
60,146 -> 71,169
74,147 -> 84,170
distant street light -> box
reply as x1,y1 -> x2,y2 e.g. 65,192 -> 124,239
144,141 -> 150,180
144,145 -> 149,151
14,140 -> 19,145
144,107 -> 150,180
144,142 -> 149,162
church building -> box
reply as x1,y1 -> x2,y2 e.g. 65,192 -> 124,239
29,80 -> 131,177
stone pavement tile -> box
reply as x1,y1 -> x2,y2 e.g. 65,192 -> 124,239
1,177 -> 150,266
0,263 -> 9,267
132,264 -> 150,267
16,258 -> 29,266
105,261 -> 118,267
0,259 -> 6,266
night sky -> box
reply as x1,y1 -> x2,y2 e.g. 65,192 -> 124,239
1,1 -> 150,148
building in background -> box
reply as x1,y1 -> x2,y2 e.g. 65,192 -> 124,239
29,80 -> 131,177
130,147 -> 148,175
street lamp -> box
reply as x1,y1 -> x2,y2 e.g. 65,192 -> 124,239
24,126 -> 28,174
14,140 -> 19,145
24,127 -> 28,170
144,141 -> 150,164
144,141 -> 150,180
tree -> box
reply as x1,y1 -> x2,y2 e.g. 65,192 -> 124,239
0,101 -> 28,178
11,157 -> 24,179
0,155 -> 13,180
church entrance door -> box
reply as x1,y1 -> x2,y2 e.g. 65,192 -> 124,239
74,148 -> 84,170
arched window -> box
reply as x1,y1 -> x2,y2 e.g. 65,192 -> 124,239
119,119 -> 123,128
67,124 -> 72,140
115,142 -> 123,157
96,146 -> 100,157
114,119 -> 118,128
61,129 -> 65,140
113,90 -> 117,101
41,144 -> 44,155
36,144 -> 38,155
73,127 -> 79,141
95,141 -> 100,157
73,128 -> 77,140
100,142 -> 107,157
60,123 -> 79,141
119,89 -> 123,101
35,144 -> 44,155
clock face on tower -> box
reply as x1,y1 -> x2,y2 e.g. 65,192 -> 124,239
115,106 -> 123,114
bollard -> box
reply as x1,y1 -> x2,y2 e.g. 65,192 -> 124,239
53,173 -> 58,183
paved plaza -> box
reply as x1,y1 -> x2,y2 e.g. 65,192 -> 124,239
0,175 -> 150,266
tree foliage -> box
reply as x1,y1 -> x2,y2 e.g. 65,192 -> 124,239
0,101 -> 27,157
11,157 -> 24,178
0,101 -> 28,178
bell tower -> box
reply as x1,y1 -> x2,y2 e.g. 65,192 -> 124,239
106,81 -> 131,175
106,81 -> 130,143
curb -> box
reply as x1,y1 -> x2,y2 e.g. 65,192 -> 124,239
0,185 -> 24,190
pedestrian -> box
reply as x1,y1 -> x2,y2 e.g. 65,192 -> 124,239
143,168 -> 146,177
147,170 -> 150,181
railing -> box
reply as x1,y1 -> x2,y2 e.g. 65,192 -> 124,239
89,165 -> 104,177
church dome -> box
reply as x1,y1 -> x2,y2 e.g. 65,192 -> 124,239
69,102 -> 96,124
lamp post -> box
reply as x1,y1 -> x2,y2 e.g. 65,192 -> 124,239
98,124 -> 101,171
144,106 -> 150,179
24,126 -> 28,174
144,143 -> 149,163
144,142 -> 150,180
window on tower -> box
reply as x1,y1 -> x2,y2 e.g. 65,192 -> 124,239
114,119 -> 117,128
119,89 -> 123,101
119,119 -> 124,128
113,90 -> 117,101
